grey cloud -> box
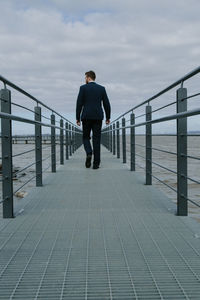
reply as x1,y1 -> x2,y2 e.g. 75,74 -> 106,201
0,0 -> 199,134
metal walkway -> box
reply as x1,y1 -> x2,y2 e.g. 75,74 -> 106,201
0,146 -> 200,300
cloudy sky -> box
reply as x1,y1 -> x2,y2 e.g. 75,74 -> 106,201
0,0 -> 199,134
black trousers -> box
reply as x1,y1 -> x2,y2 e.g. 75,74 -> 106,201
82,119 -> 102,164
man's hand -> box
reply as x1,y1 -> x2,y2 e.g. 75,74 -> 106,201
76,120 -> 81,126
106,119 -> 110,125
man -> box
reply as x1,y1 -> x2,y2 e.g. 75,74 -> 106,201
76,70 -> 111,169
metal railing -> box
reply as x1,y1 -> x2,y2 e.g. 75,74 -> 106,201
101,66 -> 200,216
0,75 -> 82,218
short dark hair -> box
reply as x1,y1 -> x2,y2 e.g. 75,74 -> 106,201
85,70 -> 96,80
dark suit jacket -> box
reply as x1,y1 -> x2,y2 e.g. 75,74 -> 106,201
76,82 -> 111,121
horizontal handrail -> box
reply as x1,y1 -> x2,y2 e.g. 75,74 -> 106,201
0,77 -> 83,218
106,66 -> 200,126
0,111 -> 82,133
101,71 -> 200,215
0,75 -> 79,129
102,107 -> 200,132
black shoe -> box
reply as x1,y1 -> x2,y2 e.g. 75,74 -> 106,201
85,153 -> 92,168
93,162 -> 100,169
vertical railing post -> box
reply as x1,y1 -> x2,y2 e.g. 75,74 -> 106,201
65,122 -> 69,160
72,126 -> 74,154
116,121 -> 120,158
113,123 -> 116,155
74,127 -> 75,152
1,88 -> 14,218
74,126 -> 76,152
80,130 -> 83,148
130,113 -> 135,171
74,126 -> 76,153
177,86 -> 188,216
35,105 -> 42,186
71,126 -> 73,154
108,126 -> 110,150
77,129 -> 80,149
69,124 -> 72,156
122,117 -> 126,163
60,119 -> 64,164
106,127 -> 109,150
108,126 -> 110,151
51,113 -> 56,172
73,126 -> 75,152
146,105 -> 152,185
101,129 -> 104,146
110,125 -> 112,152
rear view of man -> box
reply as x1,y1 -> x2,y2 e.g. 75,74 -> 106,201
76,70 -> 111,169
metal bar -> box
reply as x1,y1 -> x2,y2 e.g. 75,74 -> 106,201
183,92 -> 200,101
151,101 -> 177,114
146,105 -> 152,185
135,153 -> 146,159
71,125 -> 73,154
0,88 -> 14,218
35,106 -> 42,187
116,121 -> 120,158
13,174 -> 37,195
69,124 -> 72,156
15,161 -> 36,175
51,114 -> 56,172
110,125 -> 112,152
183,154 -> 200,161
113,123 -> 116,155
74,127 -> 77,151
186,176 -> 200,185
72,126 -> 75,153
101,107 -> 200,131
135,162 -> 145,170
107,126 -> 109,150
60,119 -> 64,164
0,75 -> 80,128
10,102 -> 36,114
187,197 -> 200,208
177,87 -> 187,216
135,143 -> 145,148
65,122 -> 69,160
108,125 -> 110,151
130,113 -> 135,171
151,173 -> 178,194
151,146 -> 177,156
12,102 -> 51,122
135,112 -> 146,119
0,111 -> 82,132
104,128 -> 107,149
151,160 -> 177,175
104,66 -> 200,126
12,147 -> 35,158
101,129 -> 105,147
122,118 -> 126,163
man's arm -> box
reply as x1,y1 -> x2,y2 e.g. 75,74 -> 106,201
102,87 -> 111,121
76,86 -> 84,122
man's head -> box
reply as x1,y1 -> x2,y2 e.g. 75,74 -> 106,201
85,70 -> 96,84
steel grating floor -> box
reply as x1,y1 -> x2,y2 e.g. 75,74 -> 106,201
0,145 -> 200,299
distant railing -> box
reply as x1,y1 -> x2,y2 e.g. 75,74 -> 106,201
101,66 -> 200,216
0,75 -> 82,218
10,134 -> 62,144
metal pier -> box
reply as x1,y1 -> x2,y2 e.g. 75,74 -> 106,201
0,146 -> 200,299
